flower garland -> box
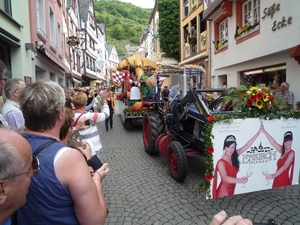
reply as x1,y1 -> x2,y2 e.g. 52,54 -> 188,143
123,107 -> 145,117
222,85 -> 282,117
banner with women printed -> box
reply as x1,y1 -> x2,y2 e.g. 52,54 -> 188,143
210,118 -> 300,199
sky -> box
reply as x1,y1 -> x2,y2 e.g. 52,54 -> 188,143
119,0 -> 155,9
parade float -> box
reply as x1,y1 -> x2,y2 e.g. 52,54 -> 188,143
198,86 -> 300,199
110,54 -> 158,129
111,54 -> 300,200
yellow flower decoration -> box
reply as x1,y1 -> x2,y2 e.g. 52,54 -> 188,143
250,86 -> 259,95
255,99 -> 264,109
263,93 -> 269,102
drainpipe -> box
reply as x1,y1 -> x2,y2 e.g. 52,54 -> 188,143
207,19 -> 212,88
182,65 -> 187,96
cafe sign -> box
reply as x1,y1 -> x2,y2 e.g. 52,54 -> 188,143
262,3 -> 292,31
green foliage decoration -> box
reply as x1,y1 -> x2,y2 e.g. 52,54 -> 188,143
94,0 -> 152,56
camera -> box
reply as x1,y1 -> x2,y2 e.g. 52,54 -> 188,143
87,155 -> 103,170
85,119 -> 95,126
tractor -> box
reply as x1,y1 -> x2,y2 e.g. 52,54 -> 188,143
141,67 -> 231,182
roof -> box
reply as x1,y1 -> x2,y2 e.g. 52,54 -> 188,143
78,0 -> 89,22
106,45 -> 114,57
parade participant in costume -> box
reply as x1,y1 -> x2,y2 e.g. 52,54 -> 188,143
105,86 -> 114,131
261,126 -> 295,188
129,72 -> 140,106
213,124 -> 261,198
140,72 -> 155,100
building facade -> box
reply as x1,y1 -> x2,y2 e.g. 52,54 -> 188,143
0,0 -> 33,83
29,0 -> 70,86
180,0 -> 209,87
65,0 -> 82,88
204,0 -> 300,105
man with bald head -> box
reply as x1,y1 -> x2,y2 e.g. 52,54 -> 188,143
0,127 -> 37,225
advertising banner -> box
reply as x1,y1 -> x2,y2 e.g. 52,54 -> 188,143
210,118 -> 300,199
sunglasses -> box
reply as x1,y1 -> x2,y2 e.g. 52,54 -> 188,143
0,77 -> 7,82
1,155 -> 40,180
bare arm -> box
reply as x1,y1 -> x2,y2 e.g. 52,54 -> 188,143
237,122 -> 262,155
55,149 -> 108,225
266,151 -> 294,180
217,161 -> 247,184
261,124 -> 282,153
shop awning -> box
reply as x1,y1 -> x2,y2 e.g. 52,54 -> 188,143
0,31 -> 20,48
72,78 -> 82,84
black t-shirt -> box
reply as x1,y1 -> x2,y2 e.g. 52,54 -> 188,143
162,90 -> 169,101
87,96 -> 93,105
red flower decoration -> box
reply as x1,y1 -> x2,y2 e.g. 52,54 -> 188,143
250,94 -> 256,101
242,91 -> 247,97
246,99 -> 253,107
256,92 -> 263,100
207,147 -> 214,154
207,116 -> 214,122
269,95 -> 274,103
261,87 -> 268,93
205,173 -> 213,181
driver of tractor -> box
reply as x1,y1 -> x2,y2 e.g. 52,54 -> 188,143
168,76 -> 183,131
168,76 -> 182,111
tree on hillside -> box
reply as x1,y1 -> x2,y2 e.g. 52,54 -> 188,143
158,0 -> 180,61
94,1 -> 151,56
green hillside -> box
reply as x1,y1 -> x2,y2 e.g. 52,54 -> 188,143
94,0 -> 152,56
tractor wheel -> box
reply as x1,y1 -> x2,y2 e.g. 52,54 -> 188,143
142,110 -> 163,155
125,118 -> 134,130
167,141 -> 188,182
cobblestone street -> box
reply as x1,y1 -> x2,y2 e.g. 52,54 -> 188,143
98,101 -> 300,225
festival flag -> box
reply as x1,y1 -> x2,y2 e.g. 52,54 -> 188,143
234,25 -> 243,40
212,40 -> 220,51
244,19 -> 251,31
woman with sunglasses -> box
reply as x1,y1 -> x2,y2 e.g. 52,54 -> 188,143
17,80 -> 109,225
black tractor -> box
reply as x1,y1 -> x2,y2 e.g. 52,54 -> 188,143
141,68 -> 228,181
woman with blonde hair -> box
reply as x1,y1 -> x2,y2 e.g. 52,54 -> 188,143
17,80 -> 109,224
72,89 -> 109,156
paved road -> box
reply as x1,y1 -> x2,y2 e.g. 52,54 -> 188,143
98,100 -> 300,225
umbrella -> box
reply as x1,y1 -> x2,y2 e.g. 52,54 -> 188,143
117,54 -> 158,80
